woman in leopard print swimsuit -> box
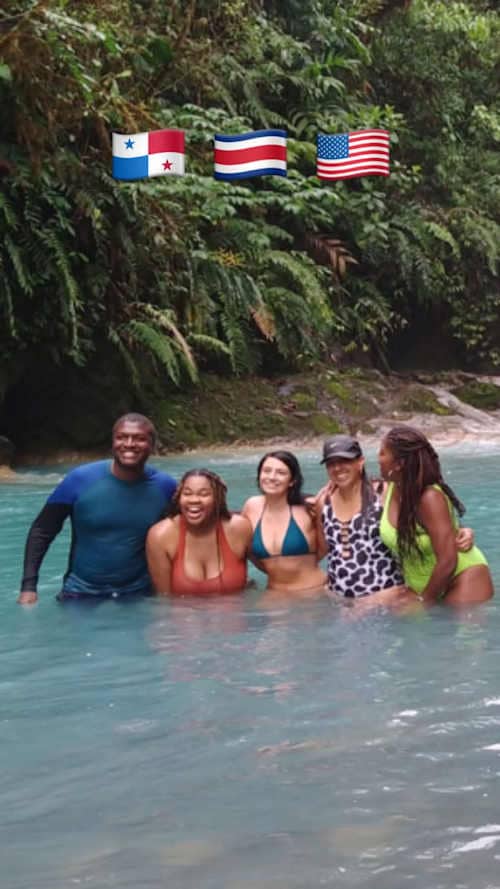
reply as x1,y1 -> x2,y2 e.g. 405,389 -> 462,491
317,435 -> 474,605
317,435 -> 409,604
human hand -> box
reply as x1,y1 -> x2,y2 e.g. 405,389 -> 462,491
456,526 -> 474,553
17,590 -> 38,605
305,482 -> 335,517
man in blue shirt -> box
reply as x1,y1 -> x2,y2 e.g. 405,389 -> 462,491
18,414 -> 177,603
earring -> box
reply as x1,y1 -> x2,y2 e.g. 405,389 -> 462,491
387,469 -> 393,479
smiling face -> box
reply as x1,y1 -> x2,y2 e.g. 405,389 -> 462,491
325,456 -> 364,490
112,420 -> 153,474
258,456 -> 293,498
179,475 -> 216,527
378,438 -> 400,482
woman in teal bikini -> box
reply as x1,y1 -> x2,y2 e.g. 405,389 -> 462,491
379,425 -> 494,607
242,451 -> 326,597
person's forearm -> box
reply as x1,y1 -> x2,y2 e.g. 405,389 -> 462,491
421,554 -> 457,603
151,577 -> 172,596
20,503 -> 69,592
146,554 -> 172,594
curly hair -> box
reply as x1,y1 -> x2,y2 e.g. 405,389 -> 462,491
170,469 -> 231,521
257,450 -> 305,505
385,425 -> 465,559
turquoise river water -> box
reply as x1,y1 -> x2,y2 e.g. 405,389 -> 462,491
2,446 -> 500,889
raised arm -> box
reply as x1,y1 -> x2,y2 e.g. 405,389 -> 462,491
240,497 -> 265,569
314,488 -> 330,561
418,488 -> 457,603
146,522 -> 173,595
230,513 -> 253,555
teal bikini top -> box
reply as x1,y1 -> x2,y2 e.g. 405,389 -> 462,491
251,507 -> 312,559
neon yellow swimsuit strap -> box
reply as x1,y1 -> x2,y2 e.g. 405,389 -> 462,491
379,482 -> 397,550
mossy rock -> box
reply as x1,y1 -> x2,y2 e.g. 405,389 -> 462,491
325,379 -> 351,403
452,381 -> 500,411
154,373 -> 291,447
311,414 -> 342,435
397,386 -> 454,416
294,392 -> 316,410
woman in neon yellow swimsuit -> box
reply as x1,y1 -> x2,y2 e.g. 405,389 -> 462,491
379,425 -> 494,607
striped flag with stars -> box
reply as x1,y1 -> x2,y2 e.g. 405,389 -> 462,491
317,129 -> 390,181
112,129 -> 185,180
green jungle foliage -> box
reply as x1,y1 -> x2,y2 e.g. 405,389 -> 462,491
0,0 -> 499,403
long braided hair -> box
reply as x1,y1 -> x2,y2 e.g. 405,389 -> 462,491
170,469 -> 231,521
359,462 -> 377,523
385,425 -> 465,558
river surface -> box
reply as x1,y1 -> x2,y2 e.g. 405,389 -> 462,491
2,446 -> 500,889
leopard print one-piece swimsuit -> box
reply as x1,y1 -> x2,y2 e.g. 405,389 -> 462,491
321,495 -> 403,597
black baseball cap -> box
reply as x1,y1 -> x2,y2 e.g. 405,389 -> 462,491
320,434 -> 363,464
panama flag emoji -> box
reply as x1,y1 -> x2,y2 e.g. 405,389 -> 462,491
112,129 -> 185,180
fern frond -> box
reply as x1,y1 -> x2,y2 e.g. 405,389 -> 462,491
125,320 -> 183,385
136,304 -> 198,382
265,250 -> 331,320
188,333 -> 232,358
108,327 -> 141,392
424,221 -> 460,257
0,192 -> 16,228
0,268 -> 17,338
4,235 -> 32,295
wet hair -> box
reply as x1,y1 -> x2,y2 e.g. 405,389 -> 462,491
356,460 -> 376,522
170,469 -> 231,521
384,425 -> 465,559
112,413 -> 157,447
257,450 -> 305,505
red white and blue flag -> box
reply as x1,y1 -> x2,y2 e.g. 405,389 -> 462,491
214,129 -> 287,181
112,129 -> 185,180
317,129 -> 390,181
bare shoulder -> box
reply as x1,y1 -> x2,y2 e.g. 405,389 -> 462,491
224,515 -> 253,556
419,486 -> 450,522
146,516 -> 178,543
420,486 -> 447,508
292,502 -> 314,529
241,495 -> 263,516
227,513 -> 253,542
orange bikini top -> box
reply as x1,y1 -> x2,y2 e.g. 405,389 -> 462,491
171,517 -> 247,595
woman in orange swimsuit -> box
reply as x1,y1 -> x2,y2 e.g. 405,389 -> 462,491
146,469 -> 252,595
242,450 -> 326,597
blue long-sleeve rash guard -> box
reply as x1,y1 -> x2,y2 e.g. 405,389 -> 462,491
21,460 -> 176,596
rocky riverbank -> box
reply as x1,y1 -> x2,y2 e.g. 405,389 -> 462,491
147,368 -> 500,452
5,369 -> 500,468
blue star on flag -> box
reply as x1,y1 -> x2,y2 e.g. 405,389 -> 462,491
124,138 -> 135,150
